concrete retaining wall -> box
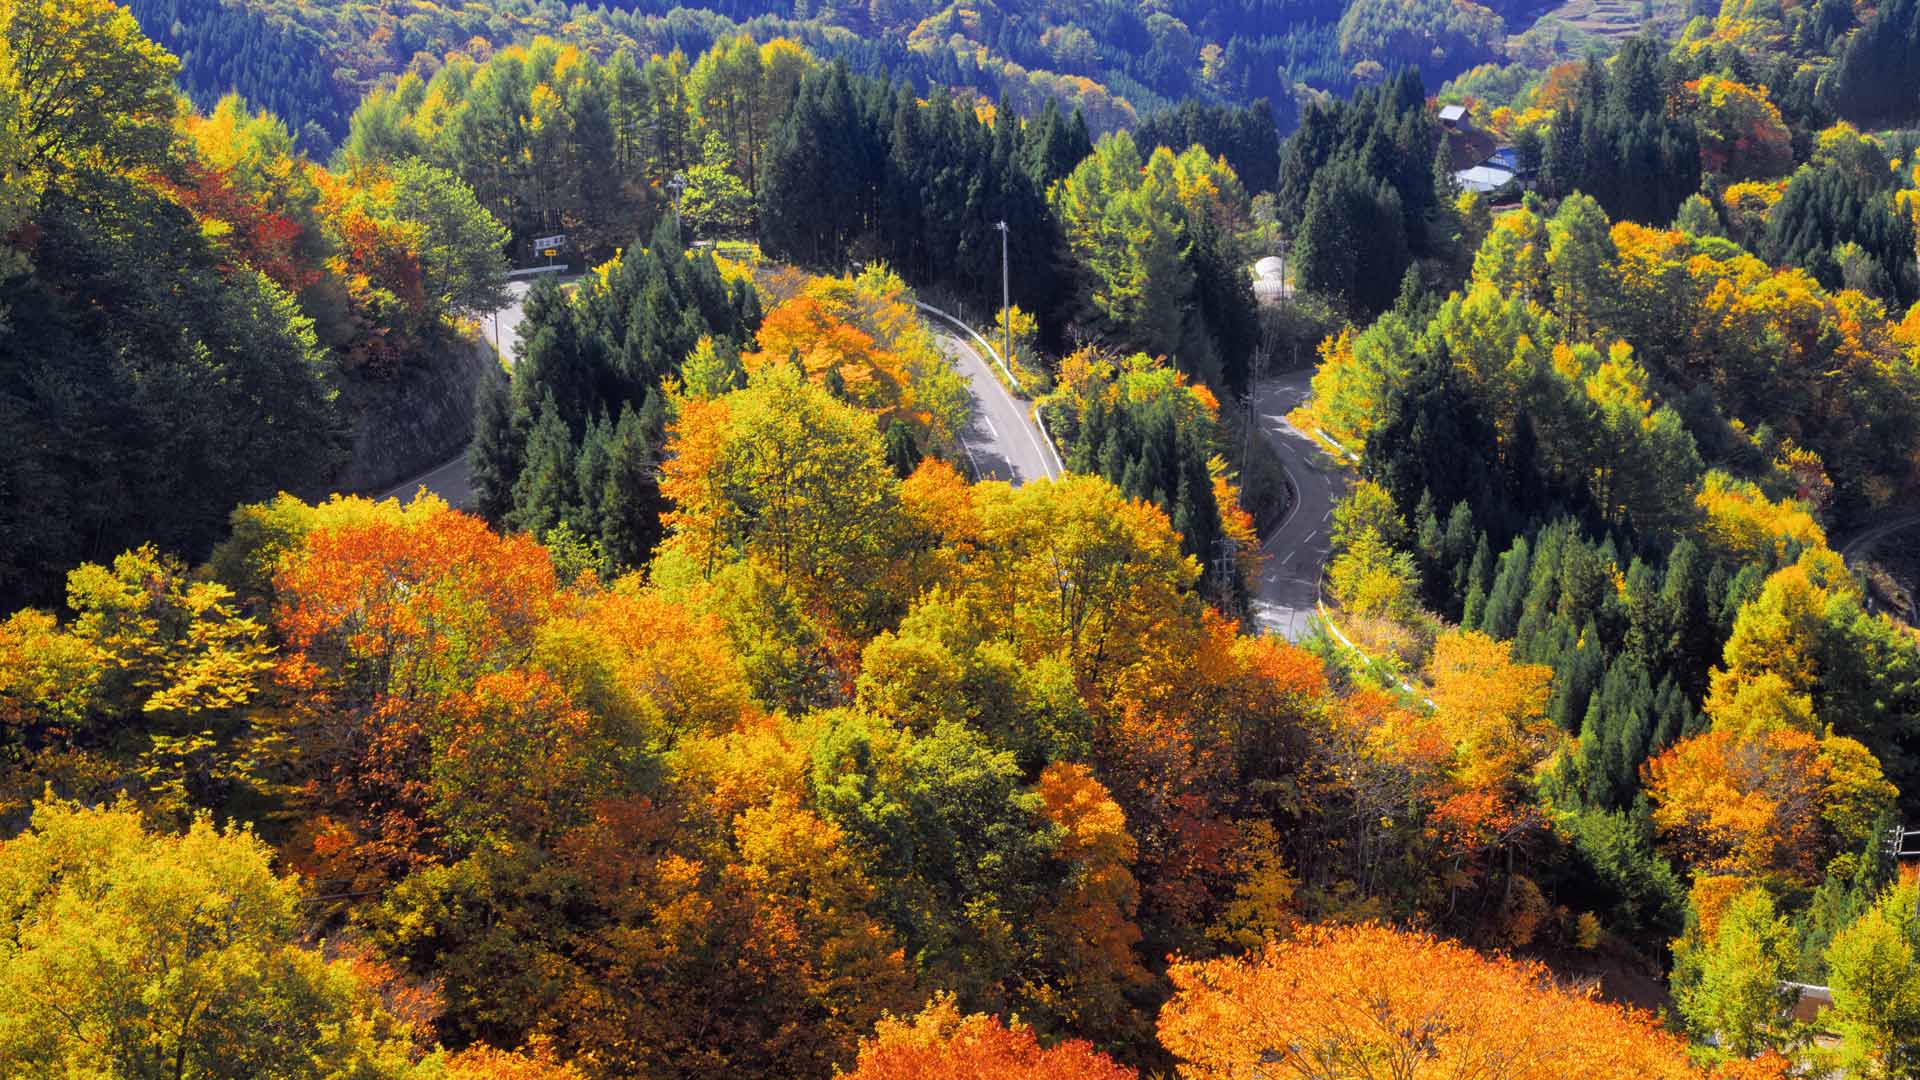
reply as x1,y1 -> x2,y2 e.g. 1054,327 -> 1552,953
332,332 -> 493,495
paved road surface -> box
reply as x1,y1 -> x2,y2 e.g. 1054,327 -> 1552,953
480,279 -> 537,359
928,325 -> 1060,485
376,281 -> 537,506
1839,512 -> 1920,619
1249,369 -> 1345,641
1840,513 -> 1920,564
378,285 -> 1058,507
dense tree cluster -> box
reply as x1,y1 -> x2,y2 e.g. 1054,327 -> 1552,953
127,0 -> 349,153
0,798 -> 587,1077
1276,70 -> 1448,315
341,36 -> 814,258
1133,99 -> 1281,194
470,218 -> 760,569
337,39 -> 1208,359
1293,98 -> 1920,1060
757,64 -> 1071,318
0,0 -> 508,610
1762,124 -> 1919,308
1824,0 -> 1920,128
1050,131 -> 1262,382
1523,39 -> 1704,226
17,2 -> 1920,1078
1044,350 -> 1259,604
120,0 -> 1546,171
2,388 -> 1817,1077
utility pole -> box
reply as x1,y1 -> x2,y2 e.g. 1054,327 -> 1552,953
1240,388 -> 1255,477
1277,227 -> 1290,304
996,220 -> 1011,371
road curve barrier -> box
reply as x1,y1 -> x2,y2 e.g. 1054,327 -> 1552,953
1313,562 -> 1435,707
912,299 -> 1065,479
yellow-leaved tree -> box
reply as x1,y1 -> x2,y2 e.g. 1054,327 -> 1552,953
0,797 -> 424,1076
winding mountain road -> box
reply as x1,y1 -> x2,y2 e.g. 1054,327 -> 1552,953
1840,513 -> 1920,564
918,306 -> 1060,485
373,279 -> 536,506
1249,369 -> 1345,641
377,280 -> 1337,644
375,284 -> 1061,508
1840,512 -> 1920,619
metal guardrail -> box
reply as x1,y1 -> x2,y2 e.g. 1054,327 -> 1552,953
911,299 -> 1065,479
1313,560 -> 1435,707
1032,403 -> 1067,478
1269,405 -> 1430,704
1308,424 -> 1360,463
1888,827 -> 1920,858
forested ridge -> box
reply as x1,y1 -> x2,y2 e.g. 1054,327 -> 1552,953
120,0 -> 1920,167
6,0 -> 1920,1077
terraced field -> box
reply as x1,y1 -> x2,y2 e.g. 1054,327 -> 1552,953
1505,0 -> 1690,61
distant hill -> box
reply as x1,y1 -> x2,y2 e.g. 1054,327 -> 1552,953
128,0 -> 1609,154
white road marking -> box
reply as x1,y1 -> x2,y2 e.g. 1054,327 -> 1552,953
957,435 -> 986,482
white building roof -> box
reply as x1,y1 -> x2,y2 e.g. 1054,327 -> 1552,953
1438,104 -> 1467,123
1455,164 -> 1515,194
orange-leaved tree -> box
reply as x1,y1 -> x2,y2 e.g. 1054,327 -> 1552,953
1643,725 -> 1891,883
1030,761 -> 1152,1046
265,495 -> 561,885
1158,923 -> 1700,1080
740,265 -> 969,450
841,995 -> 1134,1080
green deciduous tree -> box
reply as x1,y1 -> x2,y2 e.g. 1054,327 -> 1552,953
0,797 -> 424,1078
1825,883 -> 1920,1080
388,159 -> 509,318
1672,885 -> 1799,1058
0,0 -> 178,177
680,131 -> 753,239
660,361 -> 901,631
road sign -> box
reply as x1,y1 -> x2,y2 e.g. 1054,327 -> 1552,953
532,233 -> 567,251
542,248 -> 559,258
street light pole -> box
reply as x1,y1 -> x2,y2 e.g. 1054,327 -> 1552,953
995,220 -> 1011,371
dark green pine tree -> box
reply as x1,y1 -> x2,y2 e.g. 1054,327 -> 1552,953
1550,620 -> 1606,734
1652,674 -> 1695,747
601,404 -> 665,570
572,413 -> 613,541
1414,490 -> 1446,606
1183,207 -> 1259,391
636,385 -> 667,447
1441,501 -> 1476,603
1826,0 -> 1920,128
1021,98 -> 1092,191
1461,531 -> 1494,629
513,278 -> 595,433
508,393 -> 578,538
1578,652 -> 1656,809
883,419 -> 921,479
469,359 -> 523,525
758,62 -> 874,267
1480,535 -> 1533,639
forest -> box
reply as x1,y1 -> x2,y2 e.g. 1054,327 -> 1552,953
6,0 -> 1920,1076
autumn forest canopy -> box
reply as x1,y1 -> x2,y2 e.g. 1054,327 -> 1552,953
5,0 -> 1920,1076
